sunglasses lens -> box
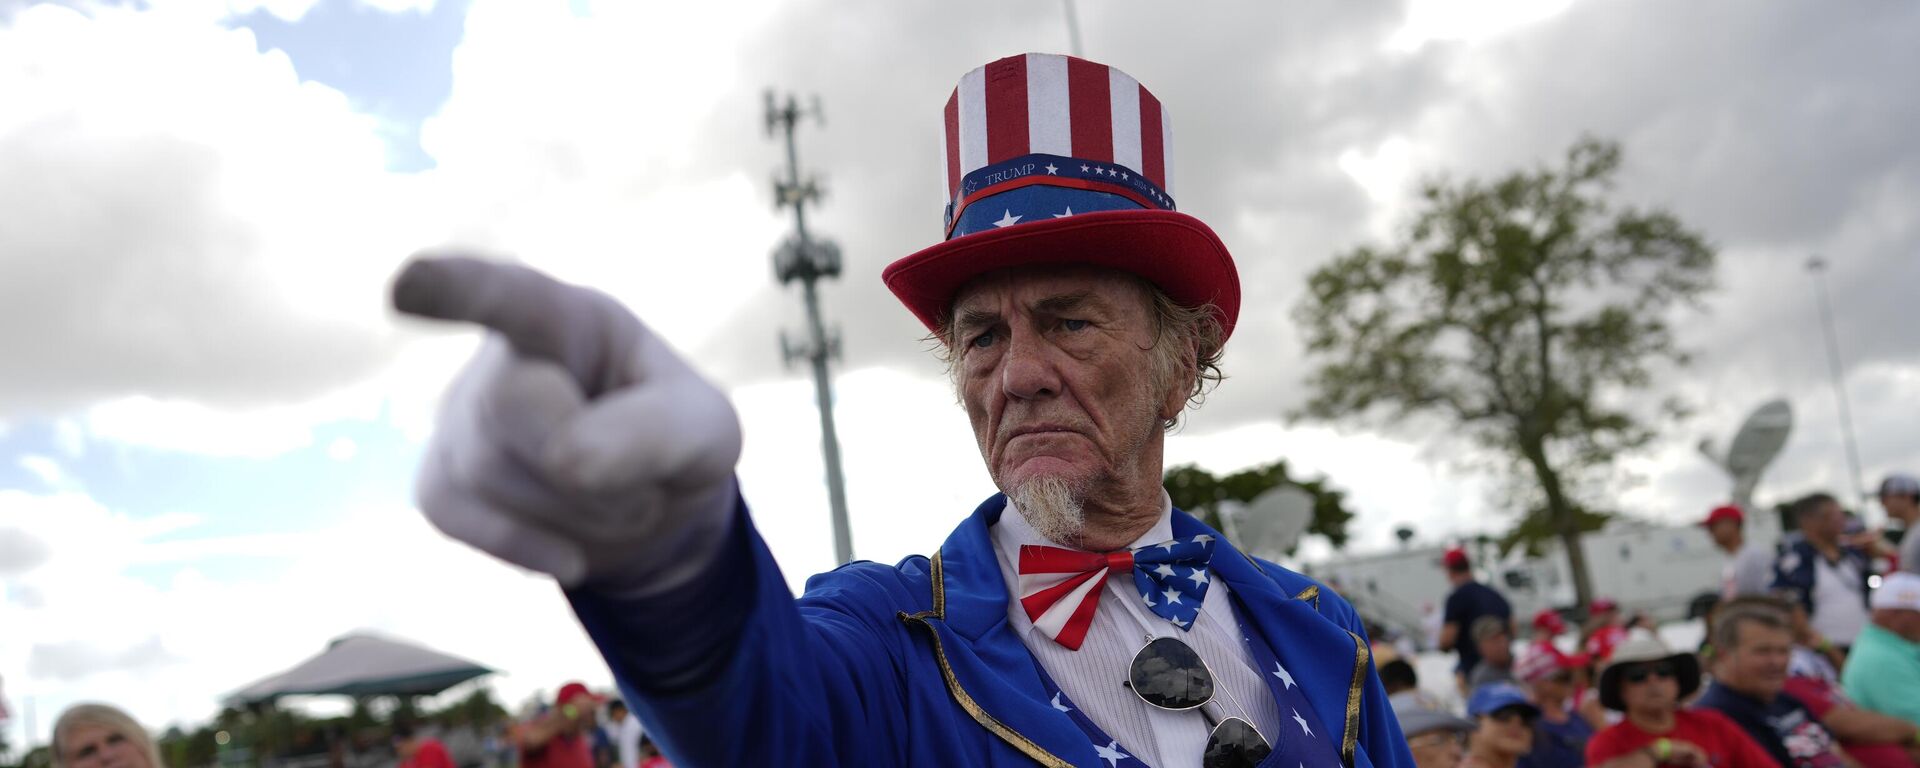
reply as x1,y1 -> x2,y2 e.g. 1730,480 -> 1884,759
1625,662 -> 1674,683
1129,637 -> 1214,710
1202,717 -> 1273,768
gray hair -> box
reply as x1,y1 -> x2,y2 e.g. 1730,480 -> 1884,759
53,703 -> 161,768
1710,598 -> 1791,653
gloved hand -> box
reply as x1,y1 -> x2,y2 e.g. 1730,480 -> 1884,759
392,254 -> 742,595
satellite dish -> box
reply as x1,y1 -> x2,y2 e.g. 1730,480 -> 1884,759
1699,399 -> 1793,508
1232,485 -> 1315,557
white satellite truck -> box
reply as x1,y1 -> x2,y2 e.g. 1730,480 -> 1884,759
1233,401 -> 1794,643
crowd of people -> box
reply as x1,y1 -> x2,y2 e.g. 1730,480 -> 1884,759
42,682 -> 672,768
1393,475 -> 1920,768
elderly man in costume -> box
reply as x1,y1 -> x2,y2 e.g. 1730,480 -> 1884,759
392,53 -> 1412,768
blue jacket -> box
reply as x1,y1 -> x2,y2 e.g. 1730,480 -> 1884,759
1770,534 -> 1871,618
569,494 -> 1413,767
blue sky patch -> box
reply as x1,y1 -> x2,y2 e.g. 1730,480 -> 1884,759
228,0 -> 474,172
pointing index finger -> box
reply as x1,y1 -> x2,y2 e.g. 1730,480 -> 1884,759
392,254 -> 609,385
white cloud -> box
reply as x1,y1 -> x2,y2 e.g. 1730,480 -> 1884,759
17,455 -> 65,488
1387,0 -> 1577,52
326,437 -> 358,462
417,0 -> 789,350
53,419 -> 86,458
0,3 -> 434,417
0,486 -> 609,743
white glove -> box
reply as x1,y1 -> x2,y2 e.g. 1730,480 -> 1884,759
392,254 -> 742,595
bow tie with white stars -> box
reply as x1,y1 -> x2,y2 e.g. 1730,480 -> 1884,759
1015,535 -> 1216,650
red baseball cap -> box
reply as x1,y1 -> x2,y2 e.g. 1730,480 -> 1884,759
1532,608 -> 1566,635
1516,645 -> 1578,684
1442,548 -> 1469,570
555,682 -> 603,708
1699,505 -> 1743,527
1590,597 -> 1619,613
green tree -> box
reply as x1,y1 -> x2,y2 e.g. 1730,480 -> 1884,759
1163,460 -> 1356,551
1292,137 -> 1714,608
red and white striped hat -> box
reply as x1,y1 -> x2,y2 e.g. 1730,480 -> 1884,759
883,53 -> 1239,340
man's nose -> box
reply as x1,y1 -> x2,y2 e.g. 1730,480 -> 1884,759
999,327 -> 1061,400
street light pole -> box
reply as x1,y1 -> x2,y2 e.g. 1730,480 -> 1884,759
765,91 -> 854,565
1807,255 -> 1865,507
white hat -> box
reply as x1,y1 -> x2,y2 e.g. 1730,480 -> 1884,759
1871,572 -> 1920,611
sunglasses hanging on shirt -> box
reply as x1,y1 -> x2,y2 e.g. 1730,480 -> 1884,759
1125,636 -> 1273,768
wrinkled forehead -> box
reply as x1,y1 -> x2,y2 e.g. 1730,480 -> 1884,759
948,264 -> 1155,318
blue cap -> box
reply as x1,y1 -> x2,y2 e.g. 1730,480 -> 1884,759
1467,682 -> 1541,718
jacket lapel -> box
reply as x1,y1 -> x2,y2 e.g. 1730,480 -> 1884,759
900,495 -> 1097,767
1171,510 -> 1369,766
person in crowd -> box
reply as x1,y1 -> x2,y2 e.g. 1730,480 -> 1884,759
589,708 -> 615,768
1702,504 -> 1777,599
1582,599 -> 1630,664
1395,694 -> 1477,768
394,51 -> 1416,767
396,718 -> 458,768
1372,619 -> 1408,665
1585,599 -> 1657,666
636,737 -> 672,768
1384,658 -> 1437,712
1842,573 -> 1920,728
1773,594 -> 1848,683
518,682 -> 602,768
1693,600 -> 1849,767
1775,493 -> 1874,651
1877,475 -> 1920,574
603,699 -> 642,768
1714,596 -> 1920,768
1515,645 -> 1597,768
51,703 -> 161,768
1462,683 -> 1538,768
1468,616 -> 1520,689
1444,547 -> 1515,692
1582,631 -> 1776,767
1530,609 -> 1569,656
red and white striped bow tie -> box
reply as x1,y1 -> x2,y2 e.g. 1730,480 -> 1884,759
1015,535 -> 1215,650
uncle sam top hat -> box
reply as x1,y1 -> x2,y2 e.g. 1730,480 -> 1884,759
882,53 -> 1240,341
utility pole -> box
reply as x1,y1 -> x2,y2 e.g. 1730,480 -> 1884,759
765,91 -> 854,565
1807,255 -> 1865,507
1061,0 -> 1084,57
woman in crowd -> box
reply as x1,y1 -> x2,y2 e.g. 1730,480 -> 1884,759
1583,631 -> 1776,767
52,703 -> 162,768
1462,683 -> 1539,768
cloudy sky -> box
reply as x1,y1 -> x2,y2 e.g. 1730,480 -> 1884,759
3,0 -> 1916,744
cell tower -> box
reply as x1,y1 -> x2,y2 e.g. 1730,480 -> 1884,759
765,91 -> 854,565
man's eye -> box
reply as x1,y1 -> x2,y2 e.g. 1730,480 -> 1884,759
969,331 -> 996,349
1061,318 -> 1090,331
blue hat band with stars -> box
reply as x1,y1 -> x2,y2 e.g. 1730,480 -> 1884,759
944,153 -> 1176,239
